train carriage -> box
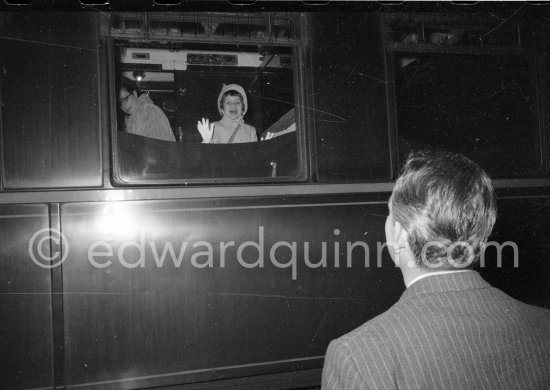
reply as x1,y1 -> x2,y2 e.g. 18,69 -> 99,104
1,2 -> 549,389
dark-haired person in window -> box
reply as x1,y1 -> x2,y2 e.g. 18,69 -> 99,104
118,77 -> 175,142
322,151 -> 550,390
197,84 -> 272,144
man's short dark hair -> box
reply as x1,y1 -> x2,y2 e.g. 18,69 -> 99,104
391,150 -> 497,269
119,76 -> 141,96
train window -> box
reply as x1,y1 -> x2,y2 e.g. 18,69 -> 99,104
386,11 -> 546,178
394,53 -> 543,177
112,42 -> 303,184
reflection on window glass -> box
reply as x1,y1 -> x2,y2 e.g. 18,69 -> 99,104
395,53 -> 542,177
113,43 -> 300,183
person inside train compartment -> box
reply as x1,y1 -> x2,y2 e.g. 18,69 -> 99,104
118,77 -> 176,142
322,150 -> 550,390
196,84 -> 262,144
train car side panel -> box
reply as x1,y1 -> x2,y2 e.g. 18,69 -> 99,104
0,204 -> 53,388
60,198 -> 403,387
0,13 -> 102,189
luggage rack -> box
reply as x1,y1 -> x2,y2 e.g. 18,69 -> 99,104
384,11 -> 536,55
109,12 -> 300,44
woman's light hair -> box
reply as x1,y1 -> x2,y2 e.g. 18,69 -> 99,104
391,150 -> 497,269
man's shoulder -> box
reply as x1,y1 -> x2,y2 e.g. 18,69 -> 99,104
502,293 -> 550,327
133,103 -> 160,122
324,305 -> 405,383
330,302 -> 408,353
140,102 -> 164,115
466,282 -> 550,320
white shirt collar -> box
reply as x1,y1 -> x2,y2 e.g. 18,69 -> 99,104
406,270 -> 474,288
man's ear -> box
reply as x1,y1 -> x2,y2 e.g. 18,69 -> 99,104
394,221 -> 410,251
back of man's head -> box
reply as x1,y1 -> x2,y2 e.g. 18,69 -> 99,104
391,150 -> 497,270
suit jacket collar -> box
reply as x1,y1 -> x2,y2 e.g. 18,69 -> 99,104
402,271 -> 491,299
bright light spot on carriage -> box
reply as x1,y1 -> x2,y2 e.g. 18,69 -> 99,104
95,203 -> 140,241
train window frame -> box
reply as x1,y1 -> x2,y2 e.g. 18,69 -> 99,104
392,51 -> 545,179
385,12 -> 548,180
108,38 -> 308,186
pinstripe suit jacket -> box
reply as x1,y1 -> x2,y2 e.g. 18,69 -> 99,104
322,271 -> 550,390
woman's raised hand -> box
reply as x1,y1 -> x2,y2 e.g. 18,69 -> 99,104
197,118 -> 214,143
